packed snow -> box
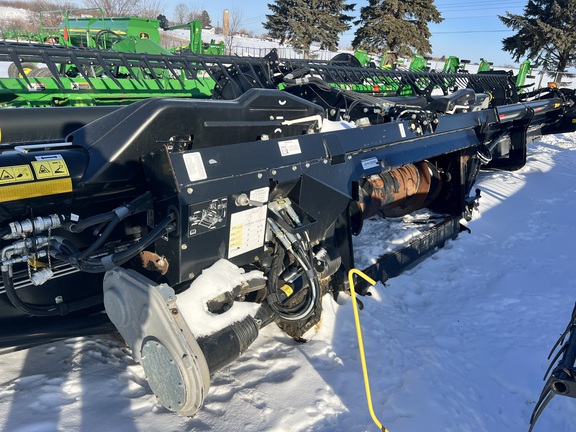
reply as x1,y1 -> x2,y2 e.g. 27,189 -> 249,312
177,259 -> 264,338
2,132 -> 576,431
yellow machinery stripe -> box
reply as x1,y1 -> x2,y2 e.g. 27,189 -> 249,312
0,178 -> 72,202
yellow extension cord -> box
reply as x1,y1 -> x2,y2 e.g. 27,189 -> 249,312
348,268 -> 390,432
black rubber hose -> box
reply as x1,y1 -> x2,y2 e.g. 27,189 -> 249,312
2,266 -> 102,317
2,267 -> 57,316
95,29 -> 123,50
0,226 -> 11,239
78,214 -> 175,273
77,214 -> 121,260
67,192 -> 152,234
77,192 -> 153,259
66,212 -> 115,233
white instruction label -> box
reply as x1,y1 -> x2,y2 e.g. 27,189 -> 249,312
250,186 -> 269,203
361,157 -> 379,170
228,205 -> 268,259
35,154 -> 63,161
278,139 -> 302,156
183,152 -> 207,182
399,123 -> 406,138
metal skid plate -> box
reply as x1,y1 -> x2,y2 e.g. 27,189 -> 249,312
103,267 -> 210,416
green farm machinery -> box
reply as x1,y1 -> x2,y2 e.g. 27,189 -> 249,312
0,41 -> 527,111
3,8 -> 224,80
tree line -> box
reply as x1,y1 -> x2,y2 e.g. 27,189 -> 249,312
1,0 -> 574,73
264,0 -> 442,59
264,0 -> 576,73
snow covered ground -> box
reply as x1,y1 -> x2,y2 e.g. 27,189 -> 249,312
1,5 -> 576,429
2,132 -> 576,431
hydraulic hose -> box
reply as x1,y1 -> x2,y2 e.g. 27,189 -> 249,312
1,264 -> 102,317
66,212 -> 115,233
0,227 -> 11,239
2,265 -> 57,316
66,192 -> 152,234
76,213 -> 176,273
76,192 -> 153,259
266,218 -> 320,321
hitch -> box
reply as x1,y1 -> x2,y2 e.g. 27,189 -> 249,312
530,303 -> 576,431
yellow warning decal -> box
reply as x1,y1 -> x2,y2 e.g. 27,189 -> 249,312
279,284 -> 294,298
0,165 -> 34,184
32,159 -> 70,179
0,178 -> 72,202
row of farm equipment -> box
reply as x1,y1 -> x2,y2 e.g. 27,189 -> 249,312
0,9 -> 573,430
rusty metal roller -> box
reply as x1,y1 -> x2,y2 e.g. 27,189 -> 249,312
356,160 -> 442,220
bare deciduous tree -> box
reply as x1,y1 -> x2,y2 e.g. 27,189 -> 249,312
83,0 -> 138,17
173,3 -> 188,24
135,0 -> 164,20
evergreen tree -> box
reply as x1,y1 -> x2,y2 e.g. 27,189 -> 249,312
500,0 -> 576,73
264,0 -> 355,57
201,10 -> 211,28
352,0 -> 442,57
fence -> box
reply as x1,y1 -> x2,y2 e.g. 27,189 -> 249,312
227,44 -> 335,61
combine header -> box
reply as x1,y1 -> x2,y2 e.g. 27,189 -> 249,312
0,40 -> 575,421
0,40 -> 527,108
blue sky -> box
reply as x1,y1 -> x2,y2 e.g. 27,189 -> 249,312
163,0 -> 527,67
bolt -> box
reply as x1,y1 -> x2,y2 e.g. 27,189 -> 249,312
181,244 -> 188,250
187,188 -> 193,194
305,163 -> 310,168
292,166 -> 297,171
170,308 -> 179,315
271,170 -> 277,175
188,272 -> 195,279
257,173 -> 263,179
